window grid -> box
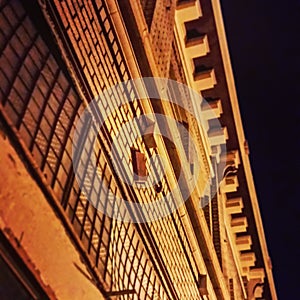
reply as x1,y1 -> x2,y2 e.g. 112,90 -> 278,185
0,1 -> 203,299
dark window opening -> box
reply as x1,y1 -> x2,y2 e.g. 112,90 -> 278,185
0,231 -> 51,300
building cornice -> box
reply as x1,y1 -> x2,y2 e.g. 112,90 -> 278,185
210,0 -> 277,298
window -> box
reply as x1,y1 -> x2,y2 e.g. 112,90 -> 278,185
0,231 -> 51,299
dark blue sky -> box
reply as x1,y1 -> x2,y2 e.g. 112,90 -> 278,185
220,0 -> 300,298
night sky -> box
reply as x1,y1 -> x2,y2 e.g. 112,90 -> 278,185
220,0 -> 300,298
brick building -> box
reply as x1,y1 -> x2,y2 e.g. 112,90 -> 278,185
0,0 -> 277,299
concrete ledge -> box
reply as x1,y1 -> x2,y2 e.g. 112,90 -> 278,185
0,133 -> 105,300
